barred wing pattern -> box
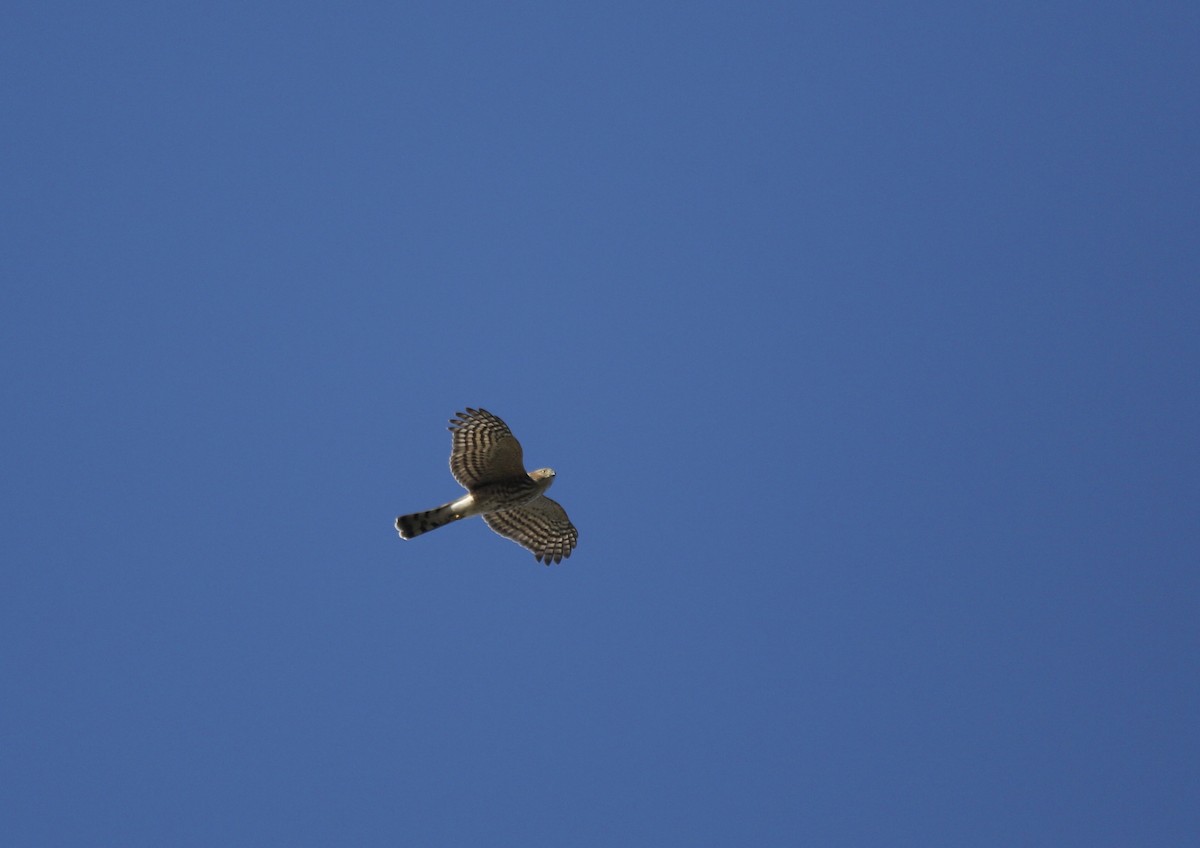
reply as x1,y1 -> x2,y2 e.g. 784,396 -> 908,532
448,408 -> 526,488
395,407 -> 579,565
483,496 -> 579,564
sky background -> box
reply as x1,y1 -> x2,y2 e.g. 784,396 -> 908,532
2,2 -> 1198,845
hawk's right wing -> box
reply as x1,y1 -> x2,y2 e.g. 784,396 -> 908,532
448,407 -> 527,489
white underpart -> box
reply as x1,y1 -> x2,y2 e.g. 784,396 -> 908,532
449,492 -> 478,519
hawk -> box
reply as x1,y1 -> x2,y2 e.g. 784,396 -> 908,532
395,408 -> 578,564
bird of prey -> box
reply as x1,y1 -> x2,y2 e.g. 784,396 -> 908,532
395,408 -> 578,564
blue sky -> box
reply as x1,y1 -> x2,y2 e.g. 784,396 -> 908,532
3,2 -> 1197,845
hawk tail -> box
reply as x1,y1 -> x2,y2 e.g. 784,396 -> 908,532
395,503 -> 458,539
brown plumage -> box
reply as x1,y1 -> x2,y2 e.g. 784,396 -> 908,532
395,408 -> 578,564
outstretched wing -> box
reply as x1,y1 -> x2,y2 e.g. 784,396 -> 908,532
483,496 -> 579,565
448,407 -> 527,489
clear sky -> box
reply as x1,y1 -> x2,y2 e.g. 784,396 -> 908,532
3,2 -> 1197,845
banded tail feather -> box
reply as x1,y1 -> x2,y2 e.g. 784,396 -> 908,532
395,503 -> 459,539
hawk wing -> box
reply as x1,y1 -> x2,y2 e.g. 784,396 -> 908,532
483,496 -> 579,565
448,408 -> 527,489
